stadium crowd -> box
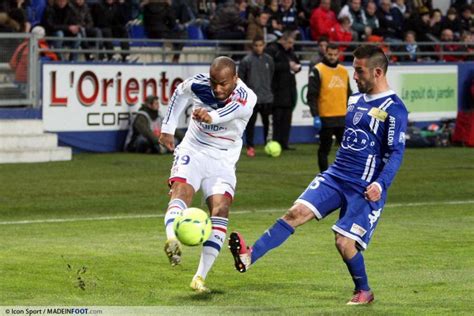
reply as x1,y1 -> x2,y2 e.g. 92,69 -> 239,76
0,0 -> 473,62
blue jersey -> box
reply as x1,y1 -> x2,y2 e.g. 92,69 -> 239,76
325,90 -> 408,192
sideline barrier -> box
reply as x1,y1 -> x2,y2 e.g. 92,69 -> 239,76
38,62 -> 473,152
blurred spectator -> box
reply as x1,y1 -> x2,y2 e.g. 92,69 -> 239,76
377,0 -> 403,41
173,0 -> 210,31
239,35 -> 274,157
460,5 -> 473,33
91,0 -> 131,62
246,9 -> 271,45
436,28 -> 466,62
130,0 -> 140,20
337,0 -> 366,40
43,0 -> 82,61
451,0 -> 469,13
396,30 -> 421,62
143,0 -> 179,38
33,25 -> 59,60
429,8 -> 443,38
407,0 -> 432,13
309,0 -> 338,41
72,0 -> 101,61
460,30 -> 474,61
392,0 -> 409,19
142,0 -> 185,63
207,0 -> 247,40
265,31 -> 301,151
329,16 -> 353,60
308,36 -> 328,71
364,1 -> 379,39
124,96 -> 164,154
9,26 -> 58,93
441,7 -> 463,39
196,0 -> 215,20
275,0 -> 299,33
264,0 -> 280,34
248,0 -> 266,17
0,12 -> 21,32
26,0 -> 47,27
1,0 -> 30,32
390,0 -> 406,29
404,6 -> 437,57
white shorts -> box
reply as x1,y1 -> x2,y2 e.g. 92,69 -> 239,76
169,145 -> 236,200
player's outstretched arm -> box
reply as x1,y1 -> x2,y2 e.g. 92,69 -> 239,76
159,133 -> 175,152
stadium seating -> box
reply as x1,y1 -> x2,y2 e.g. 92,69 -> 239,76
127,24 -> 162,47
187,25 -> 206,41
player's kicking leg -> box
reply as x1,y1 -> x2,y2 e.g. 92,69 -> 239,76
163,182 -> 194,266
228,231 -> 251,272
229,203 -> 315,272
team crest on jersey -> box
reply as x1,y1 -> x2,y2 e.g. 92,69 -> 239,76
353,112 -> 363,125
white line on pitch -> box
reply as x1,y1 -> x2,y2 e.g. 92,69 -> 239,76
0,200 -> 473,226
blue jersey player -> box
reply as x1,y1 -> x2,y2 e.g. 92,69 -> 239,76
229,45 -> 408,305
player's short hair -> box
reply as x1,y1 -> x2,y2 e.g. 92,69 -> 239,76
353,45 -> 388,74
211,56 -> 237,76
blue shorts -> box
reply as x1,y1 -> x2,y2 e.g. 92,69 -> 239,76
295,173 -> 387,250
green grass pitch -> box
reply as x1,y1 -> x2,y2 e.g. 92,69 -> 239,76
0,145 -> 473,314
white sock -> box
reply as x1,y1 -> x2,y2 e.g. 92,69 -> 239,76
164,198 -> 187,239
194,216 -> 228,280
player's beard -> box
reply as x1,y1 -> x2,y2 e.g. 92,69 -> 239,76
357,75 -> 375,94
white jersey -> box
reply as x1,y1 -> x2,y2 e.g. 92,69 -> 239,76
161,73 -> 257,165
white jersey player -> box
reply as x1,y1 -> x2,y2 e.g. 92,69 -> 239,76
159,57 -> 257,293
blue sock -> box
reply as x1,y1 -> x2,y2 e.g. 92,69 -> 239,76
251,219 -> 295,264
344,252 -> 370,291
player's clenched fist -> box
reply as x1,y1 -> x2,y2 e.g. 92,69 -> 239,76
364,183 -> 381,202
192,108 -> 212,123
159,133 -> 175,152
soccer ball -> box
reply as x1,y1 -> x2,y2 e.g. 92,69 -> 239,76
173,208 -> 212,246
264,141 -> 282,157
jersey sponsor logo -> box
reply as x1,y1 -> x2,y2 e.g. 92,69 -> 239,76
357,107 -> 369,111
353,112 -> 363,125
350,223 -> 367,237
368,107 -> 388,121
341,128 -> 370,151
368,208 -> 382,228
399,132 -> 406,144
199,122 -> 226,132
347,104 -> 354,112
388,116 -> 396,146
328,75 -> 346,88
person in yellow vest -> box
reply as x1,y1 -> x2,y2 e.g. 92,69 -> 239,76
307,43 -> 352,172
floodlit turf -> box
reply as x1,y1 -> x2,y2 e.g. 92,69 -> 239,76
0,145 -> 473,314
